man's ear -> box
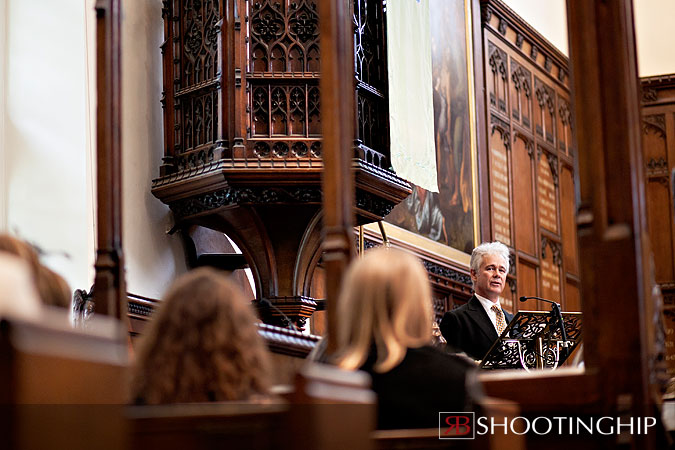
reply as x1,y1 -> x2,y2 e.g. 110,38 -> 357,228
470,269 -> 477,281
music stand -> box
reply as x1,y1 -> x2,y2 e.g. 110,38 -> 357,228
479,311 -> 582,371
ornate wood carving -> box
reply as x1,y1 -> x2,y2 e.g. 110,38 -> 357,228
640,76 -> 675,382
642,114 -> 666,138
154,0 -> 410,332
488,42 -> 508,113
510,60 -> 531,126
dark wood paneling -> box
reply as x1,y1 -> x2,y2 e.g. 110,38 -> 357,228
540,237 -> 562,304
516,260 -> 537,311
512,134 -> 536,256
480,0 -> 578,314
564,280 -> 580,313
560,165 -> 579,276
489,125 -> 512,246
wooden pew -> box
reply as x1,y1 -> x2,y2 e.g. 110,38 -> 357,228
128,402 -> 288,450
371,397 -> 523,450
289,362 -> 376,450
0,308 -> 128,450
127,362 -> 376,450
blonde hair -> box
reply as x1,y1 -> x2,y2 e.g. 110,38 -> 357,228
130,267 -> 272,404
335,248 -> 433,373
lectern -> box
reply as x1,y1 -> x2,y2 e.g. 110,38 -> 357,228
480,311 -> 582,371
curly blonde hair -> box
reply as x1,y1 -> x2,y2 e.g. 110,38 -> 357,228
335,248 -> 433,373
130,267 -> 272,404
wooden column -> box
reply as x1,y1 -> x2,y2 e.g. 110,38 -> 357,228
318,0 -> 356,352
567,0 -> 656,445
93,0 -> 126,320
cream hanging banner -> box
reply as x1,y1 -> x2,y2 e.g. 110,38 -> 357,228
387,0 -> 438,193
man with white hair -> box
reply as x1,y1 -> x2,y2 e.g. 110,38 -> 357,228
439,241 -> 513,360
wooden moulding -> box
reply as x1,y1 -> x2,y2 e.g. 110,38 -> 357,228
126,293 -> 320,358
641,74 -> 675,106
480,0 -> 569,89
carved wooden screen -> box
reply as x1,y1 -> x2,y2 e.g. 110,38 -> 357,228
246,0 -> 323,163
156,0 -> 404,333
480,0 -> 579,314
640,75 -> 675,377
159,0 -> 391,176
162,0 -> 224,173
353,0 -> 389,168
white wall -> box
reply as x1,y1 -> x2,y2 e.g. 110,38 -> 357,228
1,0 -> 186,300
0,0 -> 7,231
4,0 -> 93,291
633,0 -> 675,77
502,0 -> 569,56
502,0 -> 675,77
121,0 -> 188,299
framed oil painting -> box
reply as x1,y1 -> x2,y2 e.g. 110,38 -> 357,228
383,0 -> 480,258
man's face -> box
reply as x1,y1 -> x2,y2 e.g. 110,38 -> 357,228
471,254 -> 507,302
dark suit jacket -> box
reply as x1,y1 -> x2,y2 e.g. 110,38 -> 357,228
439,295 -> 513,361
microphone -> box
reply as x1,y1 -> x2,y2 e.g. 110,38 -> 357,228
519,296 -> 570,356
519,296 -> 560,307
257,298 -> 300,332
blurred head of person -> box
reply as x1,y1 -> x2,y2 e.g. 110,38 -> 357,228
335,247 -> 433,373
36,265 -> 72,308
0,233 -> 40,273
0,253 -> 42,320
0,233 -> 72,308
130,267 -> 272,404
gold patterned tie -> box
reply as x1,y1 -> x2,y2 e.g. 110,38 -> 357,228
491,305 -> 506,335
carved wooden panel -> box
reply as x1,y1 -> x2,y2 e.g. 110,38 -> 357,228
246,0 -> 323,165
537,146 -> 558,233
248,0 -> 320,73
540,236 -> 562,303
501,281 -> 515,314
646,177 -> 674,282
481,0 -> 578,314
663,309 -> 675,377
517,260 -> 538,311
565,281 -> 580,312
487,41 -> 508,115
155,0 -> 408,333
353,0 -> 389,165
641,112 -> 674,283
509,59 -> 532,129
641,75 -> 675,379
560,165 -> 579,276
557,96 -> 572,156
489,122 -> 512,246
512,134 -> 535,256
534,76 -> 555,145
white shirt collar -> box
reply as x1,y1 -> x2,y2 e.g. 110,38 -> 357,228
475,292 -> 500,311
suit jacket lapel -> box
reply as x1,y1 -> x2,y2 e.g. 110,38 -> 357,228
467,295 -> 498,341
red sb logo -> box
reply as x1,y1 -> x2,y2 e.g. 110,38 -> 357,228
439,412 -> 475,439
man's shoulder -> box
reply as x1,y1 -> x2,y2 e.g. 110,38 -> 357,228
443,297 -> 476,317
